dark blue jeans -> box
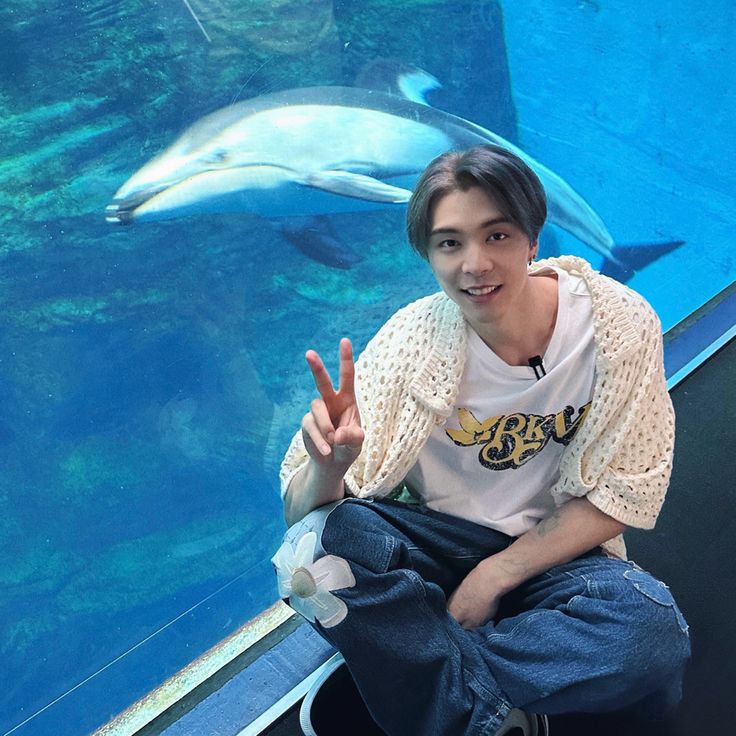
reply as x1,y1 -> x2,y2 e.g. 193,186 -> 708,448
274,499 -> 690,736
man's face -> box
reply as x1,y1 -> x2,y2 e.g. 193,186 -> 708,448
426,186 -> 536,338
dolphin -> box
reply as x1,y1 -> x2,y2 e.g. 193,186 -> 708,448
106,79 -> 680,274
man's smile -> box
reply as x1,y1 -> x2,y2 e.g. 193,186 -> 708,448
462,285 -> 501,295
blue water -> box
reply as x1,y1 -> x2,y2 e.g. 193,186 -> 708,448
0,2 -> 734,734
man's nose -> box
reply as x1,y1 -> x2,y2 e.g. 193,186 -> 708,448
462,241 -> 493,274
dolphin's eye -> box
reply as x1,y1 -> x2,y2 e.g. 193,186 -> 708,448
205,149 -> 229,165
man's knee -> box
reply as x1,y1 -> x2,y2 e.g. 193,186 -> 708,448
603,566 -> 691,695
277,499 -> 382,562
321,501 -> 402,573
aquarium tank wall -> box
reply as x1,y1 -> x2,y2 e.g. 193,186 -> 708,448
1,1 -> 733,735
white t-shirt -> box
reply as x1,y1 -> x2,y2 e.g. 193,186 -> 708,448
404,267 -> 596,537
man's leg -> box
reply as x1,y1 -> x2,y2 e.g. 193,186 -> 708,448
275,501 -> 690,734
276,499 -> 518,735
474,555 -> 691,718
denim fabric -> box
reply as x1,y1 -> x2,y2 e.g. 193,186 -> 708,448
278,499 -> 690,736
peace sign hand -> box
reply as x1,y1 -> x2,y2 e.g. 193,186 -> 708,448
301,337 -> 365,473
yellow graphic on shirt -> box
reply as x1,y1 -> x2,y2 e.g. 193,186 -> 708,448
445,402 -> 592,470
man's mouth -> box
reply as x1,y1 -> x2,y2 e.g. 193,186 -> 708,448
463,285 -> 501,296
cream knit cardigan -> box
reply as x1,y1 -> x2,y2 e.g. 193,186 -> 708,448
281,256 -> 675,559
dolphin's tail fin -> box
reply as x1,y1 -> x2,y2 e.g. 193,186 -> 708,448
601,239 -> 685,283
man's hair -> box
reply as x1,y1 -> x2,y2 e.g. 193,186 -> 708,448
406,144 -> 548,259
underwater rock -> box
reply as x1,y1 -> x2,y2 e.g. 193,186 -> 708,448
56,512 -> 278,615
58,438 -> 146,504
185,0 -> 339,56
240,0 -> 338,55
52,330 -> 207,440
157,396 -> 209,461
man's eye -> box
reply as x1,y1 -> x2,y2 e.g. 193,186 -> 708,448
438,239 -> 460,248
488,232 -> 508,242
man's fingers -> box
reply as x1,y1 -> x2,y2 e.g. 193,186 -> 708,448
310,398 -> 336,444
332,425 -> 365,466
333,424 -> 364,449
338,338 -> 356,397
305,349 -> 336,399
307,339 -> 357,402
301,412 -> 332,457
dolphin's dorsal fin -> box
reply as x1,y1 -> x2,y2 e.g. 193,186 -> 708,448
303,170 -> 412,203
354,59 -> 441,105
396,69 -> 442,106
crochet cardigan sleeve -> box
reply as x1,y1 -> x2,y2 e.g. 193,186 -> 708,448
552,274 -> 675,531
586,304 -> 674,529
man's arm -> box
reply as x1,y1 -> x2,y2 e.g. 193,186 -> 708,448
447,496 -> 626,629
284,461 -> 348,527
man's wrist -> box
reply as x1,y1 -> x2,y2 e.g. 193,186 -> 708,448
306,459 -> 349,487
477,552 -> 532,595
284,461 -> 347,526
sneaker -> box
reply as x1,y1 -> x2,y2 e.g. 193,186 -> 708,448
299,654 -> 385,735
496,708 -> 550,736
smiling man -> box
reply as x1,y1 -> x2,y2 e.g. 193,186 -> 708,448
274,144 -> 690,736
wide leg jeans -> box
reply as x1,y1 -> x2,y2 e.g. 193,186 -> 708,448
275,499 -> 691,736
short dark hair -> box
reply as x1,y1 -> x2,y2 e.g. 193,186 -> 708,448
406,144 -> 547,259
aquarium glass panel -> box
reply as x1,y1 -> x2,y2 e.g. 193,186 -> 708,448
1,1 -> 733,734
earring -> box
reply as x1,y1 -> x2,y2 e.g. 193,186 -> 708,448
528,257 -> 533,266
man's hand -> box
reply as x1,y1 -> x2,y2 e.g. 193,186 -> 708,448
447,557 -> 518,629
447,499 -> 627,629
301,337 -> 364,471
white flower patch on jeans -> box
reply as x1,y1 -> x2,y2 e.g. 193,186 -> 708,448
273,530 -> 356,628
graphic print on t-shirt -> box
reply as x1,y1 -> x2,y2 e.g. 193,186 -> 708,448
445,402 -> 592,471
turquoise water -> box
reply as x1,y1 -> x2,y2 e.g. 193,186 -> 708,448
1,2 -> 734,734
